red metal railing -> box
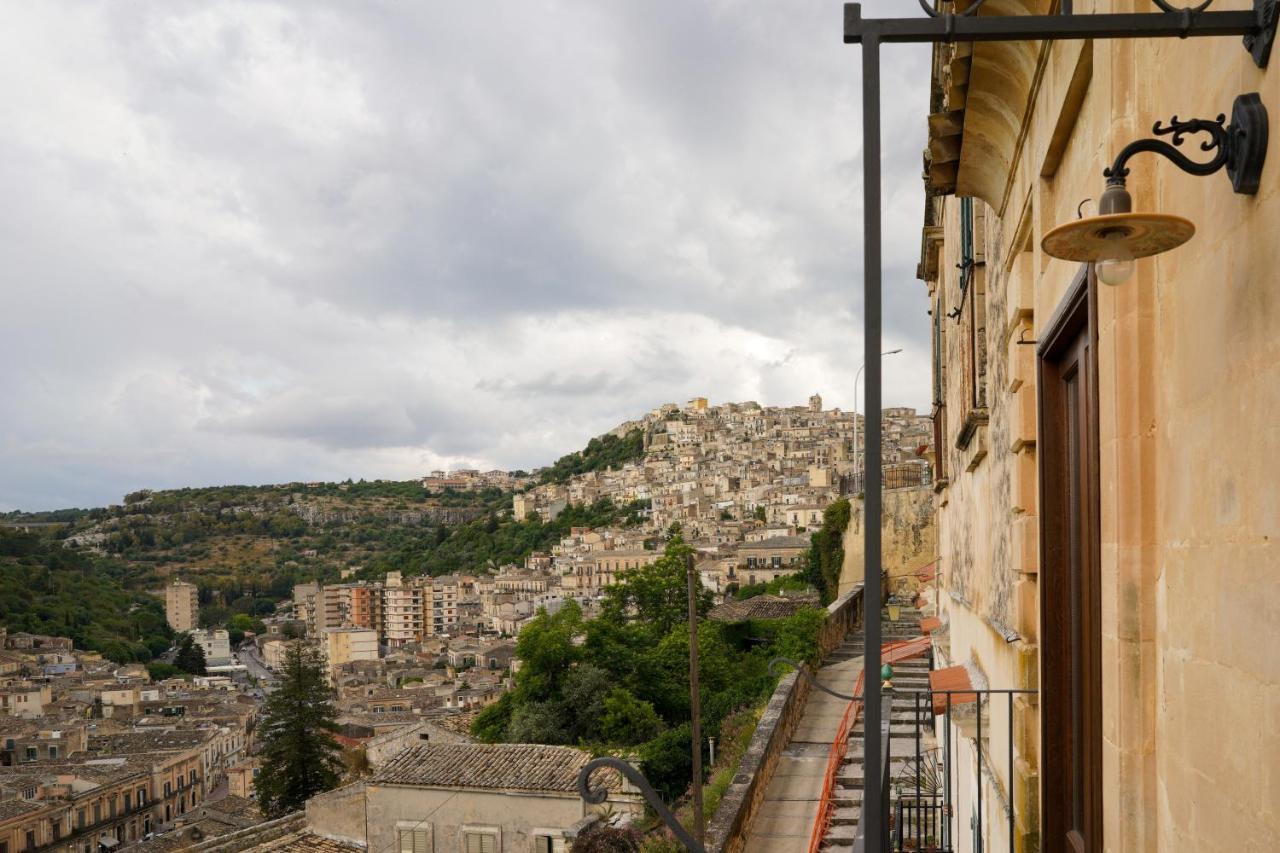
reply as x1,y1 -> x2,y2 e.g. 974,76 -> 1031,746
806,635 -> 933,853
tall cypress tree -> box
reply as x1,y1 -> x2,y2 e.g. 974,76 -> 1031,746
173,633 -> 207,675
254,643 -> 343,816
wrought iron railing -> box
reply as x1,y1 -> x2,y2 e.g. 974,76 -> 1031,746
847,464 -> 933,496
887,688 -> 1037,853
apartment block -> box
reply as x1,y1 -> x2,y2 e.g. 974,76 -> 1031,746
165,581 -> 199,633
426,576 -> 460,637
380,573 -> 424,647
320,627 -> 379,683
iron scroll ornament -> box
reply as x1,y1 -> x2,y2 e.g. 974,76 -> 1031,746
576,756 -> 706,853
916,0 -> 1214,18
1102,93 -> 1268,195
916,0 -> 988,19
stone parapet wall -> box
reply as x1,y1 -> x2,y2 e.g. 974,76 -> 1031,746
705,586 -> 864,853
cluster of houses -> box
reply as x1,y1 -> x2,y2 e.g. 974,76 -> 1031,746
512,396 -> 931,541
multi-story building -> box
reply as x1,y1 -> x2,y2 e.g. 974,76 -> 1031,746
426,576 -> 460,637
317,584 -> 353,632
164,581 -> 199,633
349,583 -> 383,632
320,627 -> 380,683
735,536 -> 809,587
192,629 -> 231,667
0,762 -> 155,852
0,683 -> 51,719
908,10 -> 1280,850
381,574 -> 424,647
291,582 -> 320,634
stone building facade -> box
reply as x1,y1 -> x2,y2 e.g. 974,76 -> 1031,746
916,3 -> 1280,850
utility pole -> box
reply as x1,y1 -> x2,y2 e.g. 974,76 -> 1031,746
686,552 -> 704,847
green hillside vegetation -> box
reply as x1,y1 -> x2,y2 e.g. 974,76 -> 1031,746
0,432 -> 652,654
807,497 -> 851,603
537,429 -> 645,485
36,481 -> 509,611
0,527 -> 171,664
471,537 -> 825,800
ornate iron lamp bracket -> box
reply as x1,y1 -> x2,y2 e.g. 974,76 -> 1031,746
577,756 -> 706,853
1103,93 -> 1268,195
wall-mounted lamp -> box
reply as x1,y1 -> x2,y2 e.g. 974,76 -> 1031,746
1042,93 -> 1268,285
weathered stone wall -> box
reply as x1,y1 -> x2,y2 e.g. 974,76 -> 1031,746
305,781 -> 368,847
837,486 -> 937,598
925,13 -> 1280,850
706,586 -> 864,853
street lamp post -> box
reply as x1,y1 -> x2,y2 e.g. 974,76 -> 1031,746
853,348 -> 902,475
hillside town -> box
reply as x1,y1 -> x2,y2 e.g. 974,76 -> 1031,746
0,399 -> 933,853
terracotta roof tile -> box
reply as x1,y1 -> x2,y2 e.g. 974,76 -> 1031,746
246,831 -> 364,851
708,595 -> 813,622
371,743 -> 615,794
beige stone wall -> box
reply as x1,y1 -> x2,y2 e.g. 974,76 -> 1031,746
925,3 -> 1280,849
362,784 -> 601,853
837,486 -> 937,598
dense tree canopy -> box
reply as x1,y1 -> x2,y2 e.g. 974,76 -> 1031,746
0,528 -> 171,663
537,429 -> 646,485
473,537 -> 825,800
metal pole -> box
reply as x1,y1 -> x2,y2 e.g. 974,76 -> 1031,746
687,553 -> 704,847
860,24 -> 885,850
854,349 -> 901,475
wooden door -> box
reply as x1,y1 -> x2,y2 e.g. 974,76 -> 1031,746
1038,268 -> 1103,851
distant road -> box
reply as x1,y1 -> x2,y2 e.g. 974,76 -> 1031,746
236,645 -> 276,694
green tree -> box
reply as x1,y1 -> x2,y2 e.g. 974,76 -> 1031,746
807,498 -> 851,603
602,537 -> 708,638
147,662 -> 184,681
173,633 -> 207,675
598,688 -> 664,745
753,506 -> 768,522
255,643 -> 343,816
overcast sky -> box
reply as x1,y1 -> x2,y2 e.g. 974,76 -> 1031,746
0,1 -> 932,512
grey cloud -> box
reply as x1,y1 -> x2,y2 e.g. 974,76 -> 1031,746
0,1 -> 936,510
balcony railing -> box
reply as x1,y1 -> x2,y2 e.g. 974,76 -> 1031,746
856,687 -> 1037,853
847,464 -> 933,496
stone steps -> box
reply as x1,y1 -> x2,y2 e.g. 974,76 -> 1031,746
814,605 -> 932,851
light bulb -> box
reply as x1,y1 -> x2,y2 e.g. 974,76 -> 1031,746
1095,242 -> 1134,286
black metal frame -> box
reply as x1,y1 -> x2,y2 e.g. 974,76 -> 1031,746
842,1 -> 1273,848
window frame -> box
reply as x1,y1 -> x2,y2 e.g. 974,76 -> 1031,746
461,825 -> 501,853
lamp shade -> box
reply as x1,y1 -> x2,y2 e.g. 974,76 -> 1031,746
1041,211 -> 1195,263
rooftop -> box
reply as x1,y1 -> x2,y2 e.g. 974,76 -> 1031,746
708,595 -> 814,622
371,743 -> 615,794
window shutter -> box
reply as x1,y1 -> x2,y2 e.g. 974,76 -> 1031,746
398,827 -> 431,853
465,832 -> 497,853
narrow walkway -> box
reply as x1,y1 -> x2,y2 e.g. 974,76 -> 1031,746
742,604 -> 925,852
